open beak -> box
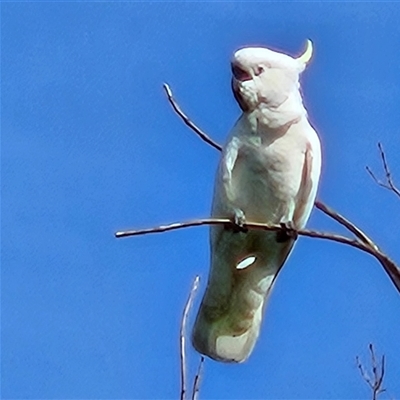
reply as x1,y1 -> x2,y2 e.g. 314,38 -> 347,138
231,64 -> 252,82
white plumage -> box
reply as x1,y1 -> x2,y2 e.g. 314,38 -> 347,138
192,41 -> 322,363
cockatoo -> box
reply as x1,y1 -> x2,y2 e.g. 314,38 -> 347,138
192,41 -> 321,363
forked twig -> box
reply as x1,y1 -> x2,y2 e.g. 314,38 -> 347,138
366,142 -> 400,199
116,84 -> 400,294
115,218 -> 372,253
356,344 -> 386,400
115,216 -> 400,293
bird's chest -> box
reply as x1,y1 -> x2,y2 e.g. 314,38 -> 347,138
230,134 -> 305,219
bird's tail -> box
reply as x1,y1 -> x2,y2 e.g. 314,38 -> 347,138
191,239 -> 288,363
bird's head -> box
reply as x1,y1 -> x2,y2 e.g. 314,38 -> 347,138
231,40 -> 313,112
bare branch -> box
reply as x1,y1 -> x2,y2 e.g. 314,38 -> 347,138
115,216 -> 400,294
115,218 -> 368,251
191,356 -> 205,400
115,218 -> 374,253
163,83 -> 222,151
159,83 -> 400,294
366,142 -> 400,199
180,276 -> 201,400
356,344 -> 386,400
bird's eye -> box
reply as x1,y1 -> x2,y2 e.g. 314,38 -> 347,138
231,64 -> 252,81
255,66 -> 264,76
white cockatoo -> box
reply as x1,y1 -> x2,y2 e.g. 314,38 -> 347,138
192,41 -> 322,363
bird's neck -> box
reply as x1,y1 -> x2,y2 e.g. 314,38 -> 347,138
247,91 -> 307,132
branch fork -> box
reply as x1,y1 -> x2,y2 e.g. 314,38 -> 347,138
116,84 -> 400,294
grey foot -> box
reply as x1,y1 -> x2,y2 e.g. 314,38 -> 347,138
232,208 -> 248,233
276,221 -> 298,242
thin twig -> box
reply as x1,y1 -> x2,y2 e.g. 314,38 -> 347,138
163,83 -> 222,151
115,218 -> 281,238
356,344 -> 386,400
356,356 -> 373,388
191,356 -> 205,400
315,201 -> 379,251
115,217 -> 400,294
366,142 -> 400,199
180,276 -> 201,400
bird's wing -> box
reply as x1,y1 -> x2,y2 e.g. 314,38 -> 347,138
293,137 -> 321,229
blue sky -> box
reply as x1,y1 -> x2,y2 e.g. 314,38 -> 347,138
2,2 -> 400,399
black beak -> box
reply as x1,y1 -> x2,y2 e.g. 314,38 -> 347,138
231,64 -> 252,82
